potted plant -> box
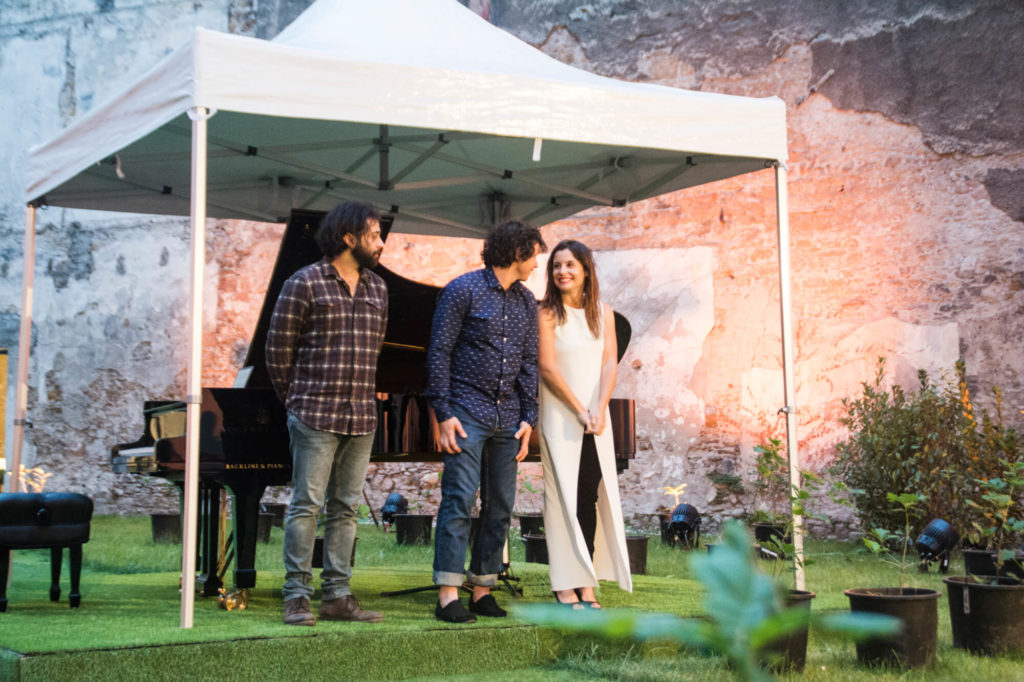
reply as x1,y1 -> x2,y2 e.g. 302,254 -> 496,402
394,470 -> 438,546
961,460 -> 1024,580
519,520 -> 899,679
522,528 -> 548,564
623,527 -> 649,575
944,459 -> 1024,656
749,438 -> 792,555
757,471 -> 826,672
394,502 -> 434,545
845,492 -> 941,669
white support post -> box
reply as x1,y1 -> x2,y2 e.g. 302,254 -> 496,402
774,161 -> 805,591
9,204 -> 37,495
181,106 -> 211,628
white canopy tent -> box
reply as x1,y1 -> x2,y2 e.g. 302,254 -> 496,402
13,0 -> 801,626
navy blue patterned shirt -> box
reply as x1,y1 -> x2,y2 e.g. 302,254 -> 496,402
425,268 -> 539,430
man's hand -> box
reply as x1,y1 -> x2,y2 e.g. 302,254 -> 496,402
439,416 -> 467,454
514,422 -> 533,461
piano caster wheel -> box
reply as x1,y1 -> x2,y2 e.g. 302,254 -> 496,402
218,588 -> 249,611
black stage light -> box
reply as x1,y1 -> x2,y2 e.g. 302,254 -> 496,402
380,493 -> 407,528
915,518 -> 958,573
669,503 -> 701,549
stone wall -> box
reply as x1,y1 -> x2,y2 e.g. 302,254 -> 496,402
1,0 -> 1020,534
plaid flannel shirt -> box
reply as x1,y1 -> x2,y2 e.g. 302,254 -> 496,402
265,258 -> 387,435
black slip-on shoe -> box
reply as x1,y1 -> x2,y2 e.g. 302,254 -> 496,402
469,593 -> 507,618
435,599 -> 477,623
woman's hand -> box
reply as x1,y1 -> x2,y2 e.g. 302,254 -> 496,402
577,409 -> 593,432
589,410 -> 607,435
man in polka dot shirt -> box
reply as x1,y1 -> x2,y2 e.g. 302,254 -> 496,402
426,220 -> 547,623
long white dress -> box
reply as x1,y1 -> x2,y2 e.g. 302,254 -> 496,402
539,304 -> 632,593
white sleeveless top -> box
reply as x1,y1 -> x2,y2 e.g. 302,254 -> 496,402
538,302 -> 632,593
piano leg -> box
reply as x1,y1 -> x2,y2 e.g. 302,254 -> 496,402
0,548 -> 9,612
229,485 -> 266,591
49,546 -> 62,602
196,481 -> 223,597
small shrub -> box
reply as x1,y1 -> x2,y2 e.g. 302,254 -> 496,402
831,357 -> 1021,538
750,437 -> 789,524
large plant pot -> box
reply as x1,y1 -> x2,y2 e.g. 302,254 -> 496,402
523,533 -> 548,564
944,575 -> 1024,656
311,535 -> 358,568
845,587 -> 939,668
260,503 -> 288,529
657,511 -> 673,545
256,513 -> 274,543
753,522 -> 791,559
394,513 -> 433,546
961,548 -> 1024,580
151,513 -> 181,544
626,535 -> 648,575
761,590 -> 815,672
517,513 -> 544,537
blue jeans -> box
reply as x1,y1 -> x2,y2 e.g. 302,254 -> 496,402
433,405 -> 520,587
283,413 -> 373,601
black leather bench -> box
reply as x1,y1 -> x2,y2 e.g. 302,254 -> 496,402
0,492 -> 93,611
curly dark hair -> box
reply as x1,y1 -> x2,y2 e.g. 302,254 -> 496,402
314,201 -> 381,259
481,220 -> 547,268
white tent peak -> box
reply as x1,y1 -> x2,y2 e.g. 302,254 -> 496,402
273,0 -> 593,81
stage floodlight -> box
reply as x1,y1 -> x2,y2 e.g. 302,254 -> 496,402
915,518 -> 958,573
669,503 -> 701,549
381,493 -> 408,527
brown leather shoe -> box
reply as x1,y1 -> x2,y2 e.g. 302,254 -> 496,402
283,596 -> 316,626
319,595 -> 383,623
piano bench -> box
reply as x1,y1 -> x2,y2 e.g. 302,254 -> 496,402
0,492 -> 94,612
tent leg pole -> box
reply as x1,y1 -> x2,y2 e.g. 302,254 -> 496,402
181,106 -> 211,629
774,161 -> 804,591
6,203 -> 36,592
10,203 -> 37,496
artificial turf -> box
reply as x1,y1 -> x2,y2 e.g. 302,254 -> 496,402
0,516 -> 699,680
10,516 -> 1024,681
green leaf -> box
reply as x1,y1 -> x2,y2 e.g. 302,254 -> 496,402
819,611 -> 902,640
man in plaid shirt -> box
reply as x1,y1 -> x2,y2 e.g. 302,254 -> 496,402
266,201 -> 387,626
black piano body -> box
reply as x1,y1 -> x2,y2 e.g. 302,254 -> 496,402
111,209 -> 635,595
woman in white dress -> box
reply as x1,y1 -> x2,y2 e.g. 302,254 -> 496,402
538,240 -> 632,608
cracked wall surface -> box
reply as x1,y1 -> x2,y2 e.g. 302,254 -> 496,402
0,0 -> 1021,534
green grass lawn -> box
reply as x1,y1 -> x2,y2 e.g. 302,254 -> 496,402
2,516 -> 1024,680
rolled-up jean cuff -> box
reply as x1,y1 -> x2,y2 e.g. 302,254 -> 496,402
433,570 -> 467,587
466,570 -> 497,587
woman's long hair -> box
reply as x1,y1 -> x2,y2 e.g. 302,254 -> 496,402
540,240 -> 602,338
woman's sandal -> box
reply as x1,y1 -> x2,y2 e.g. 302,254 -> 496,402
553,591 -> 584,610
575,588 -> 602,609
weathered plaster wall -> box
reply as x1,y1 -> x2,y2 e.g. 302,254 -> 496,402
1,1 -> 1021,533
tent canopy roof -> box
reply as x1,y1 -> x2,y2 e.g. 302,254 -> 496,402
26,0 -> 787,236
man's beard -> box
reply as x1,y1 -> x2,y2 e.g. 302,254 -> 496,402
352,243 -> 382,268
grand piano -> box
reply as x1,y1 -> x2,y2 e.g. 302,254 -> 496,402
111,209 -> 635,596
